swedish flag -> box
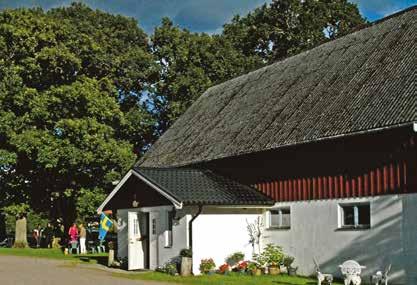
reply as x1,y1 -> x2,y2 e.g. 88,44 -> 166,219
98,213 -> 113,241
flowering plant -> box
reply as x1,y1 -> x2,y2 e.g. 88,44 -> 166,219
218,263 -> 230,274
237,261 -> 249,271
199,258 -> 216,274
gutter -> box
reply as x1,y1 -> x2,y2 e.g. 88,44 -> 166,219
188,205 -> 203,249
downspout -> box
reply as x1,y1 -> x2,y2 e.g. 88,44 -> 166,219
188,205 -> 203,249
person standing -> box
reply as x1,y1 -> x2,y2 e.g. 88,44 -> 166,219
79,223 -> 87,254
33,224 -> 41,248
44,223 -> 54,248
68,223 -> 78,242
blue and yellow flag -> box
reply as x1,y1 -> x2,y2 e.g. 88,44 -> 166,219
98,213 -> 113,241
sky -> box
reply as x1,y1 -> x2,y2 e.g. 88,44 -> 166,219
0,0 -> 416,34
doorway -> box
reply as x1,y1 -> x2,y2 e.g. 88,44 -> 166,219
128,211 -> 149,270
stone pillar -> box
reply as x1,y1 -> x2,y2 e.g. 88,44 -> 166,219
14,215 -> 28,248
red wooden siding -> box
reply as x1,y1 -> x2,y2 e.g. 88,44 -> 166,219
253,137 -> 417,202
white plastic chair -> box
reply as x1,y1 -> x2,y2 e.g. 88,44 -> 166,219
371,264 -> 391,285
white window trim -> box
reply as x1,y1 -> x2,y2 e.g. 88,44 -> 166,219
266,207 -> 291,230
338,202 -> 371,230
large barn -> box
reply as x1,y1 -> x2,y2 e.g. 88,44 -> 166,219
99,6 -> 417,283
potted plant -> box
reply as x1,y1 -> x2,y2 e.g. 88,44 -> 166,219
199,258 -> 216,274
283,255 -> 298,276
179,248 -> 192,276
258,244 -> 284,275
237,260 -> 249,273
226,251 -> 245,270
248,261 -> 262,276
218,263 -> 230,275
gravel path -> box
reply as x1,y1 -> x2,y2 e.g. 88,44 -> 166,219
0,255 -> 173,285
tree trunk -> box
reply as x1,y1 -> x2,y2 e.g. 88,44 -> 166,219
14,216 -> 28,248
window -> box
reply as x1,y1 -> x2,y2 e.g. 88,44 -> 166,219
152,218 -> 156,235
268,208 -> 291,229
339,203 -> 370,229
164,211 -> 173,247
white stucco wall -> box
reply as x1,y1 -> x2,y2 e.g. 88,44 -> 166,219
262,193 -> 417,284
192,207 -> 263,275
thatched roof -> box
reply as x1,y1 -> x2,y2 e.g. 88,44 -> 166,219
140,7 -> 417,168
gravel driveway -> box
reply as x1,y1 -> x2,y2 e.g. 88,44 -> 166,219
0,255 -> 172,285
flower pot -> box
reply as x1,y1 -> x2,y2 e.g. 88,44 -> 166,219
181,256 -> 192,276
288,267 -> 297,276
268,266 -> 280,275
252,268 -> 262,276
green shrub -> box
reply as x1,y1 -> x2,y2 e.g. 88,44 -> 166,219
256,244 -> 284,267
199,258 -> 216,274
179,248 -> 192,258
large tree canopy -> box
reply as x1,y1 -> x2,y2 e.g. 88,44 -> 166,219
0,1 -> 366,225
151,18 -> 261,132
0,4 -> 155,224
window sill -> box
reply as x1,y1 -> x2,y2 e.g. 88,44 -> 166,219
266,226 -> 291,231
335,225 -> 370,231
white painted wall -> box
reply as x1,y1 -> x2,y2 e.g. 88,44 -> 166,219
262,193 -> 417,284
192,207 -> 263,275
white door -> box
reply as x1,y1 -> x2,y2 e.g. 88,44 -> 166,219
149,211 -> 160,269
128,211 -> 145,270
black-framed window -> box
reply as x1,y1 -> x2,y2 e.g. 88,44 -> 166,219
340,203 -> 370,229
268,208 -> 291,229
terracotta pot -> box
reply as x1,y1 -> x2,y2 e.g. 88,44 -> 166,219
268,266 -> 281,275
252,268 -> 263,276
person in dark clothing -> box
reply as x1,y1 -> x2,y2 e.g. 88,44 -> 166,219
44,223 -> 53,248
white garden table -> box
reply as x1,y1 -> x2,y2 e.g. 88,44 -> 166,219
339,260 -> 366,285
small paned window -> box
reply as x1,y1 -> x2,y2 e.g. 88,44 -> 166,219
268,208 -> 291,229
152,218 -> 156,235
340,203 -> 370,229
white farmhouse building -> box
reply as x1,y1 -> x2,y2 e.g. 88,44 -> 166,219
99,6 -> 417,284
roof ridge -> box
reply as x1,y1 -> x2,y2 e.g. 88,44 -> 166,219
372,4 -> 417,25
202,5 -> 416,94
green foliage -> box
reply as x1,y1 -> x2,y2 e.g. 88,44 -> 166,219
75,188 -> 106,220
157,262 -> 178,276
223,0 -> 365,62
151,18 -> 260,131
2,204 -> 49,234
199,258 -> 216,274
226,252 -> 245,266
0,3 -> 151,225
255,244 -> 284,268
180,248 -> 192,258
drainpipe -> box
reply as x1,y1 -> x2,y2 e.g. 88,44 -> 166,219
188,205 -> 203,249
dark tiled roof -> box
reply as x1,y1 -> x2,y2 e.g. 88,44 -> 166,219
140,7 -> 417,167
134,167 -> 274,206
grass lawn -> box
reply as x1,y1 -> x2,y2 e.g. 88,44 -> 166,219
113,271 -> 343,285
0,248 -> 108,264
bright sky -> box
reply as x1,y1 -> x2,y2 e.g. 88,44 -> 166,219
0,0 -> 416,34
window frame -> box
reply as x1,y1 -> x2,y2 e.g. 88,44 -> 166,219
267,207 -> 291,230
338,202 -> 371,230
164,210 -> 174,248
